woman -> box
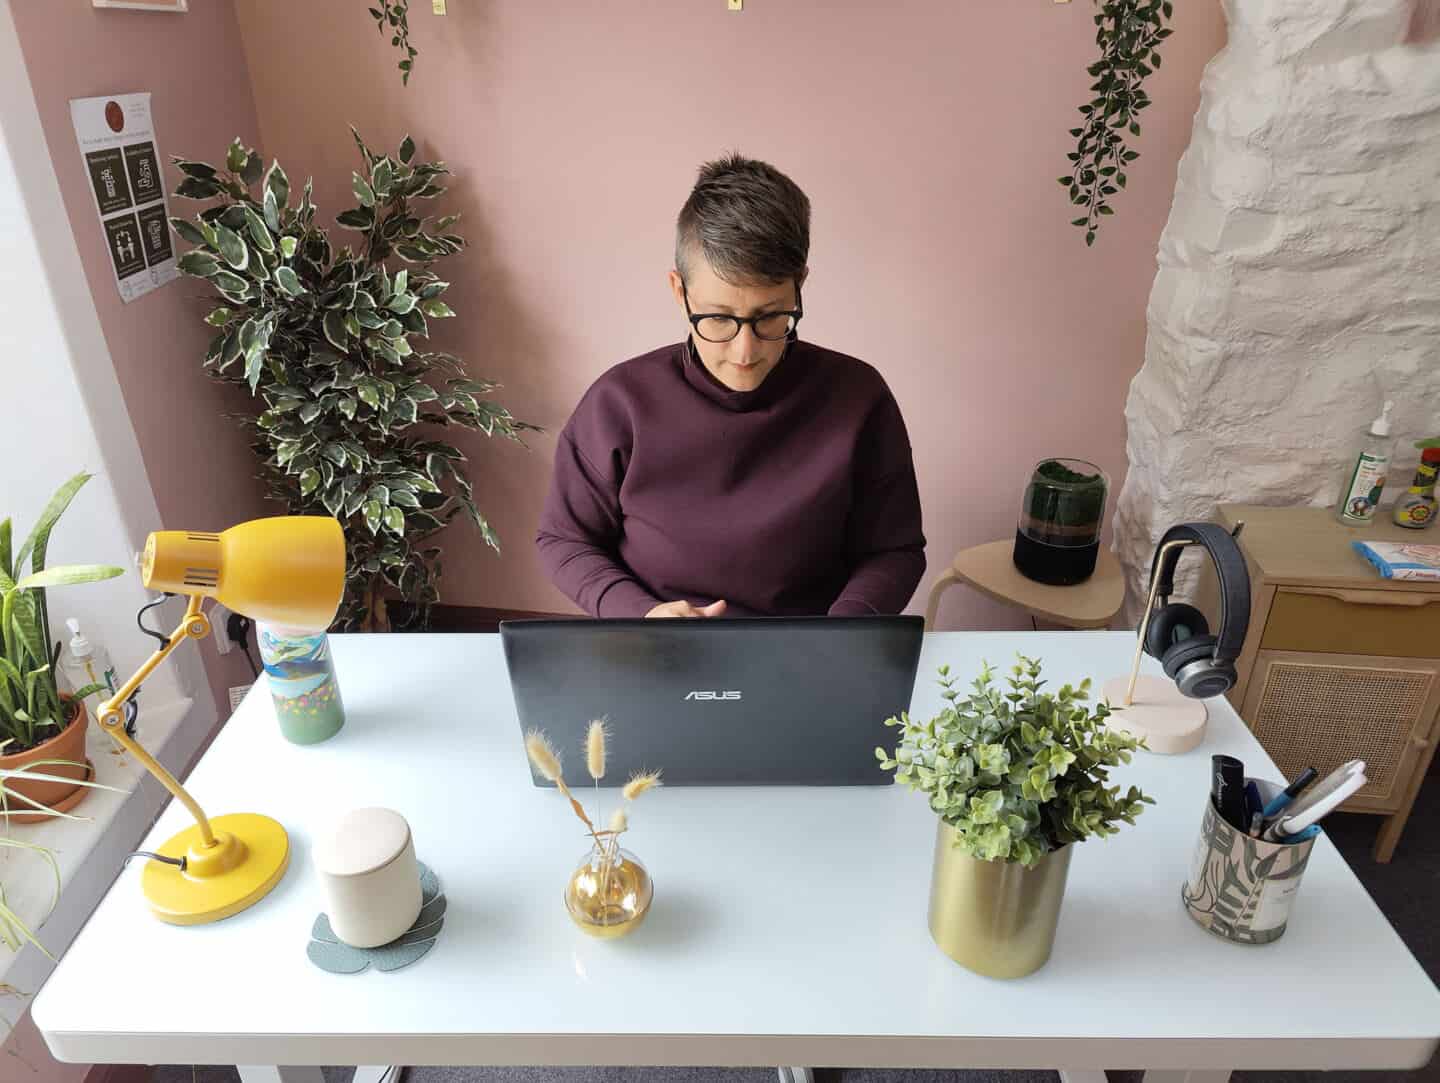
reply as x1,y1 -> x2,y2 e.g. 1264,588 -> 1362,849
536,154 -> 925,618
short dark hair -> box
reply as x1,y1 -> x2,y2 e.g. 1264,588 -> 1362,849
675,153 -> 810,285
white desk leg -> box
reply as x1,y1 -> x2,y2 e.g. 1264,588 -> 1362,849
777,1069 -> 815,1083
1143,1071 -> 1231,1083
237,1069 -> 326,1083
238,1069 -> 396,1083
1058,1072 -> 1109,1083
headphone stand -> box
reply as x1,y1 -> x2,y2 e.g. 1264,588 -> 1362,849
1102,538 -> 1209,755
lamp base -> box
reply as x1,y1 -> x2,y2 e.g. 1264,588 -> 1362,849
1101,675 -> 1208,755
141,813 -> 290,925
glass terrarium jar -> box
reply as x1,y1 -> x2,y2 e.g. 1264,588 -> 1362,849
564,842 -> 653,939
1013,458 -> 1109,586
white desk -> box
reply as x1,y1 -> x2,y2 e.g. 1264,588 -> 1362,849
33,632 -> 1440,1081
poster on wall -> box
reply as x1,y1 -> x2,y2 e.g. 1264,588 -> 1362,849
69,93 -> 177,304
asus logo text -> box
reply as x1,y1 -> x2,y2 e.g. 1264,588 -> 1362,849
684,690 -> 742,701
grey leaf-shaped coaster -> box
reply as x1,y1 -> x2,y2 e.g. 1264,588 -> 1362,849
307,861 -> 445,974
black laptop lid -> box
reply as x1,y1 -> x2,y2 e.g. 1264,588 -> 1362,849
500,616 -> 924,787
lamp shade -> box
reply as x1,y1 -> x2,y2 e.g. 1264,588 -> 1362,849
142,516 -> 345,631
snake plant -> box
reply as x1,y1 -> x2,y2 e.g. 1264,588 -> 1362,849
1,473 -> 124,753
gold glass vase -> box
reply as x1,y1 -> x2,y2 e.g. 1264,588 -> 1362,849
927,820 -> 1073,979
564,842 -> 653,939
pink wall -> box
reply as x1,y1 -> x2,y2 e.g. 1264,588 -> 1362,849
234,0 -> 1227,630
11,0 -> 274,714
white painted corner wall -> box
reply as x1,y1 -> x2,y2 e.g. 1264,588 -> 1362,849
0,0 -> 221,1067
1114,0 -> 1440,615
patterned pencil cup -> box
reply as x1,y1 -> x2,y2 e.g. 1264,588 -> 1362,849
257,623 -> 345,745
1182,778 -> 1317,945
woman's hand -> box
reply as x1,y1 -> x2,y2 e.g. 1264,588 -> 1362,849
645,600 -> 728,618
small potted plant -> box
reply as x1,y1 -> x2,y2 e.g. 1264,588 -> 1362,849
1,474 -> 125,821
877,654 -> 1152,978
1013,458 -> 1109,585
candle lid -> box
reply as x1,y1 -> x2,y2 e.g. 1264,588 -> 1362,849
314,806 -> 411,877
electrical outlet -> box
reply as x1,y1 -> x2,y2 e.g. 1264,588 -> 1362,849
728,0 -> 743,9
210,603 -> 235,654
228,683 -> 253,712
432,0 -> 446,12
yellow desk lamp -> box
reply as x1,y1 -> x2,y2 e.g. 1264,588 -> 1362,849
96,516 -> 345,925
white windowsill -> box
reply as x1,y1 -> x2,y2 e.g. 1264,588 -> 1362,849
0,696 -> 196,1037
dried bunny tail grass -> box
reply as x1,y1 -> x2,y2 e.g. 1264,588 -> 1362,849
586,719 -> 608,781
622,770 -> 662,802
609,807 -> 628,835
525,730 -> 563,783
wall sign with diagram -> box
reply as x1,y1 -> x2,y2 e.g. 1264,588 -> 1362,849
69,93 -> 178,304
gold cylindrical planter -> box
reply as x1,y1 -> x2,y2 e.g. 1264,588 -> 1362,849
927,820 -> 1073,979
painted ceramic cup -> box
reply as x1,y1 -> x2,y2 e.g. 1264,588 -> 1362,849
257,623 -> 345,745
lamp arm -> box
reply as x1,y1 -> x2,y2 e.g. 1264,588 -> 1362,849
1124,538 -> 1196,707
97,595 -> 218,848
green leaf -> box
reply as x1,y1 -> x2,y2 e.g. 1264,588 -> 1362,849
170,217 -> 208,246
263,188 -> 281,233
226,139 -> 247,173
352,172 -> 376,207
242,205 -> 275,253
275,266 -> 303,296
15,564 -> 123,591
323,309 -> 351,350
384,506 -> 405,534
173,159 -> 217,181
399,135 -> 416,164
363,500 -> 383,535
393,269 -> 408,295
241,150 -> 264,186
177,250 -> 220,277
336,208 -> 375,231
419,299 -> 455,319
299,468 -> 321,497
387,292 -> 416,315
372,159 -> 394,198
213,225 -> 249,270
244,345 -> 265,392
265,160 -> 290,207
279,235 -> 298,259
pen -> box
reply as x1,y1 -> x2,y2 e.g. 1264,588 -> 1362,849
1261,766 -> 1319,819
1265,767 -> 1368,841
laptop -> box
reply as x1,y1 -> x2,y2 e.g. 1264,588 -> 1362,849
499,616 -> 924,787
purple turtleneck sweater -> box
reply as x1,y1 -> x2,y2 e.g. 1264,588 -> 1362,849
535,339 -> 926,618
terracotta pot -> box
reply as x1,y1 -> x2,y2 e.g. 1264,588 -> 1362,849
0,697 -> 92,824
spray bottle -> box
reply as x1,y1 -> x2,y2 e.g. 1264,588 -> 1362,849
1394,437 -> 1440,529
1336,399 -> 1395,526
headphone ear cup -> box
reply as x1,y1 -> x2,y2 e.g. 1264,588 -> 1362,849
1163,634 -> 1218,681
1144,603 -> 1210,661
1167,636 -> 1236,698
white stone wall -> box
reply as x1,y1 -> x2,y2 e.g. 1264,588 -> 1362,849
1114,0 -> 1440,619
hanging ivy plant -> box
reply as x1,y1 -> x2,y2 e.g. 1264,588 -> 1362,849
370,1 -> 418,86
1061,0 -> 1175,245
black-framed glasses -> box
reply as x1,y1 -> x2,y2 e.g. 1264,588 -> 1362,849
682,282 -> 803,343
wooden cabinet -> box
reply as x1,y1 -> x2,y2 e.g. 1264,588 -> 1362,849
1199,506 -> 1440,862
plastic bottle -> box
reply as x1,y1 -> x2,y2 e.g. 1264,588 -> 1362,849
59,618 -> 118,699
1336,399 -> 1395,526
1394,439 -> 1440,529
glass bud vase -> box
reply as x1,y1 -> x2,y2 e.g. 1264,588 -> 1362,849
564,840 -> 653,939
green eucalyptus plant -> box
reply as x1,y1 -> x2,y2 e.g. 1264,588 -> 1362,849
170,131 -> 538,631
1062,0 -> 1175,244
877,655 -> 1154,867
1,474 -> 124,753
